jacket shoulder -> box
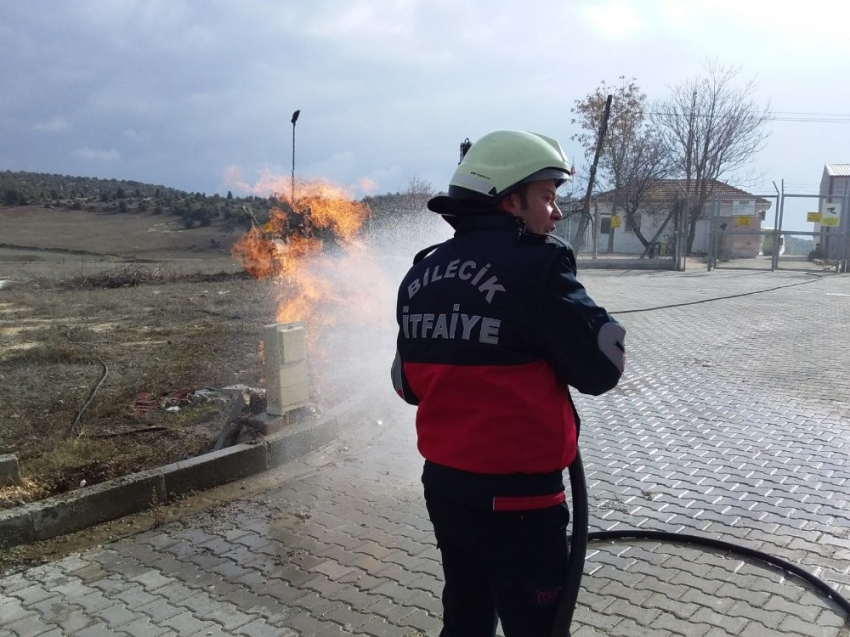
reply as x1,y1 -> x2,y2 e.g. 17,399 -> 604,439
545,234 -> 573,250
413,241 -> 449,264
538,234 -> 577,274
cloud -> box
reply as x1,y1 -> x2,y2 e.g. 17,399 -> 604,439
73,147 -> 120,161
122,128 -> 148,144
33,117 -> 70,132
0,0 -> 846,215
580,0 -> 646,39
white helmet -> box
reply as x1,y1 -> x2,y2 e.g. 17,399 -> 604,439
428,130 -> 573,216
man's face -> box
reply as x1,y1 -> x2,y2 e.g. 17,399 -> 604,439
500,180 -> 563,234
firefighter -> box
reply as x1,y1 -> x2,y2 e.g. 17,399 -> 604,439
392,130 -> 626,637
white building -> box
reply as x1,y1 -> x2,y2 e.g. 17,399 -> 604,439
593,180 -> 771,257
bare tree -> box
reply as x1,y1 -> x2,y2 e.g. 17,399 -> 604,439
652,60 -> 771,252
361,176 -> 434,239
573,78 -> 671,252
401,176 -> 434,214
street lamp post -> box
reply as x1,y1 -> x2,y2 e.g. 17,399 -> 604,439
290,109 -> 300,203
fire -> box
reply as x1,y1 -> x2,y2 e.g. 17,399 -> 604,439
229,175 -> 383,334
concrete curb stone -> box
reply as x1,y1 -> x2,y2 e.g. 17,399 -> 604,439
0,454 -> 21,486
0,389 -> 376,550
578,258 -> 672,270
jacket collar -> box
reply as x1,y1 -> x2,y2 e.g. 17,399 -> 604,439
452,212 -> 550,243
452,212 -> 521,232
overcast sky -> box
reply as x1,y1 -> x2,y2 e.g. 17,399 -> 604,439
2,0 -> 849,229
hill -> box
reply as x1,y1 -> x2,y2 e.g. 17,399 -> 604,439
1,170 -> 189,206
0,205 -> 244,261
0,171 -> 283,260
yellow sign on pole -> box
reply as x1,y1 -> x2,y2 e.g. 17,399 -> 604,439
610,215 -> 621,229
736,216 -> 752,227
807,212 -> 822,223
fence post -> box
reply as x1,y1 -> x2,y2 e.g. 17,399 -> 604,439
839,186 -> 850,273
682,194 -> 689,272
707,193 -> 718,271
772,180 -> 785,272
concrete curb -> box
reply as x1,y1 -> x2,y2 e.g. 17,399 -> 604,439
0,390 -> 375,550
577,258 -> 674,270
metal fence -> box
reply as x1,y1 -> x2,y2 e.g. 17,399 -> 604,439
708,184 -> 849,274
559,196 -> 688,271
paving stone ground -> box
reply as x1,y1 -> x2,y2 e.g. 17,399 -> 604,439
2,268 -> 850,636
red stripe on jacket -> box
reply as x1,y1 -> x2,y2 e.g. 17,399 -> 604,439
404,360 -> 577,475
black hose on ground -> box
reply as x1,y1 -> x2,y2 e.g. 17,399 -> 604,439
551,450 -> 850,637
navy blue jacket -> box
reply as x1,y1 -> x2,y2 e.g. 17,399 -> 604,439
392,214 -> 625,508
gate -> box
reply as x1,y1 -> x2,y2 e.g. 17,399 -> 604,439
708,181 -> 850,273
565,194 -> 689,271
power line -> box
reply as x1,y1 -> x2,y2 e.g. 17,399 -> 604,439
646,110 -> 850,123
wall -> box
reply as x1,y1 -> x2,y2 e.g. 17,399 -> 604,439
596,199 -> 768,257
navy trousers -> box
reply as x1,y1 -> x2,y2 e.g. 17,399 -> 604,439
425,492 -> 571,637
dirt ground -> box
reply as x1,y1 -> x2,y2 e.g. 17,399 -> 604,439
0,206 -> 296,507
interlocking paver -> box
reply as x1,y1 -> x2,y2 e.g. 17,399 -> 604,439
159,611 -> 215,636
0,598 -> 35,625
2,614 -> 56,637
135,598 -> 186,623
235,618 -> 296,637
74,622 -> 123,637
117,616 -> 170,637
9,584 -> 54,606
3,271 -> 850,636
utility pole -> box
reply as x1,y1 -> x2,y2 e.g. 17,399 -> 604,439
291,109 -> 300,203
574,94 -> 612,251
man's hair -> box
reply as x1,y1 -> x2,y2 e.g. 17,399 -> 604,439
499,184 -> 529,211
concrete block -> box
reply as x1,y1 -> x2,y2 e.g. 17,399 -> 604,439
264,322 -> 306,365
30,469 -> 167,542
0,453 -> 21,486
277,360 -> 308,388
0,507 -> 34,548
267,415 -> 339,466
264,322 -> 309,415
163,443 -> 268,499
283,381 -> 309,404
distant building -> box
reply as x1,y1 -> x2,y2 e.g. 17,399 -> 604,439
594,179 -> 771,257
817,164 -> 850,259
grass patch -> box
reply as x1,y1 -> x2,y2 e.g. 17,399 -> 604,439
0,275 -> 275,507
50,265 -> 252,291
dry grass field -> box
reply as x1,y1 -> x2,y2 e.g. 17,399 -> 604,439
0,205 -> 287,507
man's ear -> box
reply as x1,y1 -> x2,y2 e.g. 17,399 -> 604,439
498,193 -> 520,217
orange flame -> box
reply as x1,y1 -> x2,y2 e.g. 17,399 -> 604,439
229,175 -> 382,336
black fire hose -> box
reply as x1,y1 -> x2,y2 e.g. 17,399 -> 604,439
551,449 -> 850,637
